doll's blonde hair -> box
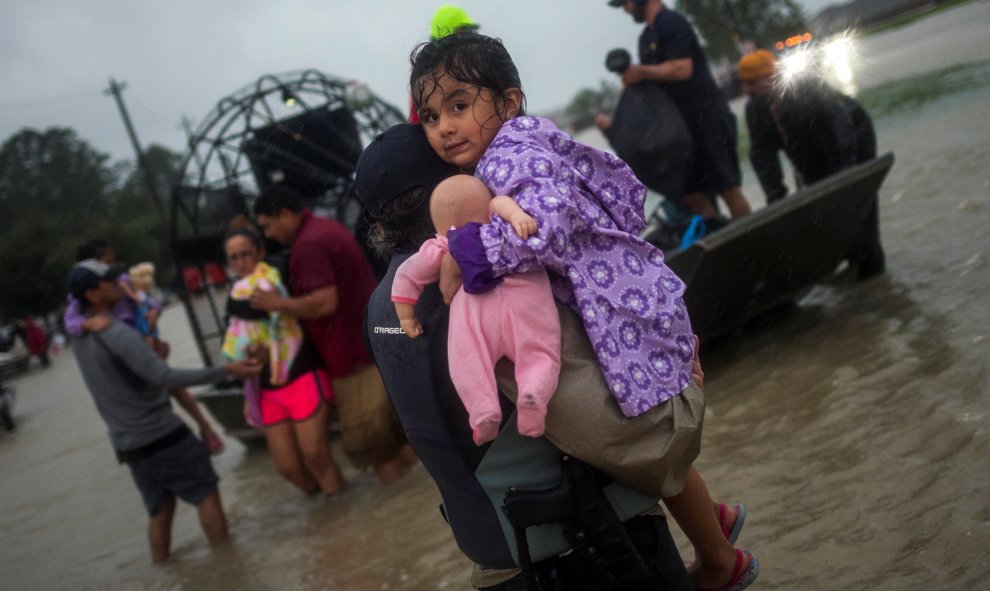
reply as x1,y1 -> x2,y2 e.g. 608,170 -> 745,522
128,262 -> 156,292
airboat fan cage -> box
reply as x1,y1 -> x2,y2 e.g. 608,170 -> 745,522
169,69 -> 404,367
171,69 -> 404,244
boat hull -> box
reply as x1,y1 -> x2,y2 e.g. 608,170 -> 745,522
663,153 -> 895,343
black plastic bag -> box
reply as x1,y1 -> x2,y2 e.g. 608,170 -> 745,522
603,83 -> 693,200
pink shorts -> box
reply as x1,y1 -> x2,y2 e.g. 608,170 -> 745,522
260,370 -> 334,427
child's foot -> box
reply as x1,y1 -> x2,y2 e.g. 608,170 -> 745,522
718,503 -> 747,545
319,466 -> 349,495
695,549 -> 759,591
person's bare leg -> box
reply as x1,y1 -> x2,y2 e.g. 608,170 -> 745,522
663,467 -> 746,588
295,403 -> 348,495
719,186 -> 752,219
681,192 -> 719,219
374,457 -> 406,485
195,487 -> 229,547
264,421 -> 320,494
148,495 -> 177,563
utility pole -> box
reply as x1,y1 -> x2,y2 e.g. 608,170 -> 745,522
104,78 -> 168,226
105,77 -> 171,275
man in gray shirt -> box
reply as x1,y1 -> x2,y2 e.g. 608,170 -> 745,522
68,259 -> 260,562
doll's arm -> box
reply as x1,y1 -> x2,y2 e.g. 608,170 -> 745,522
393,301 -> 423,339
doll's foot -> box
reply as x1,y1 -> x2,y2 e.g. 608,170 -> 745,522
472,419 -> 501,445
515,400 -> 547,438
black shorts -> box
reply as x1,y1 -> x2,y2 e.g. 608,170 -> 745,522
682,106 -> 742,196
126,430 -> 219,516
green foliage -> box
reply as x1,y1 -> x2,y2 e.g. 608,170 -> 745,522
679,0 -> 806,63
0,218 -> 77,317
564,80 -> 621,132
0,127 -> 181,320
858,60 -> 990,117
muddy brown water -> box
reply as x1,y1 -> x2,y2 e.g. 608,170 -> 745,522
2,3 -> 989,589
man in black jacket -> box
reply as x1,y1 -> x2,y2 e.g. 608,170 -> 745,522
739,49 -> 886,279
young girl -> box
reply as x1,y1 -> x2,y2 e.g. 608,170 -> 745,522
411,32 -> 757,591
222,224 -> 347,496
392,174 -> 560,445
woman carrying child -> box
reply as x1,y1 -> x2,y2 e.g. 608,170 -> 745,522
409,32 -> 757,591
223,223 -> 347,496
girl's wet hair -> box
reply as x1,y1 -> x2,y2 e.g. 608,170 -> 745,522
410,32 -> 527,119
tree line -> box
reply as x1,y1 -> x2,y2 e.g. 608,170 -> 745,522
0,127 -> 181,322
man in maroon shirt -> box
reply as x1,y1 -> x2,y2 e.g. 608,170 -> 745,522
252,186 -> 415,484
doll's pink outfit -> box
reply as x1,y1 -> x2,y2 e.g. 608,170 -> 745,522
392,235 -> 561,444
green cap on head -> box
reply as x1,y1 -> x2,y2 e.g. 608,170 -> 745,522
430,5 -> 479,40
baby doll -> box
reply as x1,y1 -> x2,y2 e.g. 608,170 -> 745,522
392,175 -> 561,445
125,262 -> 160,347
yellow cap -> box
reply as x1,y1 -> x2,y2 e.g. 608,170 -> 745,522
430,5 -> 479,40
737,50 -> 777,82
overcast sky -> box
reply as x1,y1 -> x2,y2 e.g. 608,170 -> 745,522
0,0 -> 835,164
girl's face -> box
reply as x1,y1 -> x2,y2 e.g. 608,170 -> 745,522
418,73 -> 521,169
225,235 -> 262,278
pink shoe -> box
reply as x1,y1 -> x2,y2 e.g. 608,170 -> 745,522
719,503 -> 747,545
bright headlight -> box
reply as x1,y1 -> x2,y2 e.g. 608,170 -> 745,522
823,38 -> 851,67
823,34 -> 858,88
781,50 -> 810,80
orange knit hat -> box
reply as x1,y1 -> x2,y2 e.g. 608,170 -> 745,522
737,50 -> 777,81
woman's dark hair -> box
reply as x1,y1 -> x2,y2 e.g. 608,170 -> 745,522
367,187 -> 436,257
224,215 -> 264,250
410,32 -> 526,120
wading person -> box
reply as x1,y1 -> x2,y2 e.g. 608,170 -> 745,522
739,48 -> 886,279
602,0 -> 753,225
251,187 -> 416,484
223,224 -> 348,495
68,258 -> 261,562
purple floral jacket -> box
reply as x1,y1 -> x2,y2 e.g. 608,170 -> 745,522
453,116 -> 695,417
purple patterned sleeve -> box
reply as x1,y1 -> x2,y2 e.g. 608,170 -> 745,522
63,295 -> 85,338
447,222 -> 503,294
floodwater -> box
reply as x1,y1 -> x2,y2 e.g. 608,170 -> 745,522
2,3 -> 989,590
